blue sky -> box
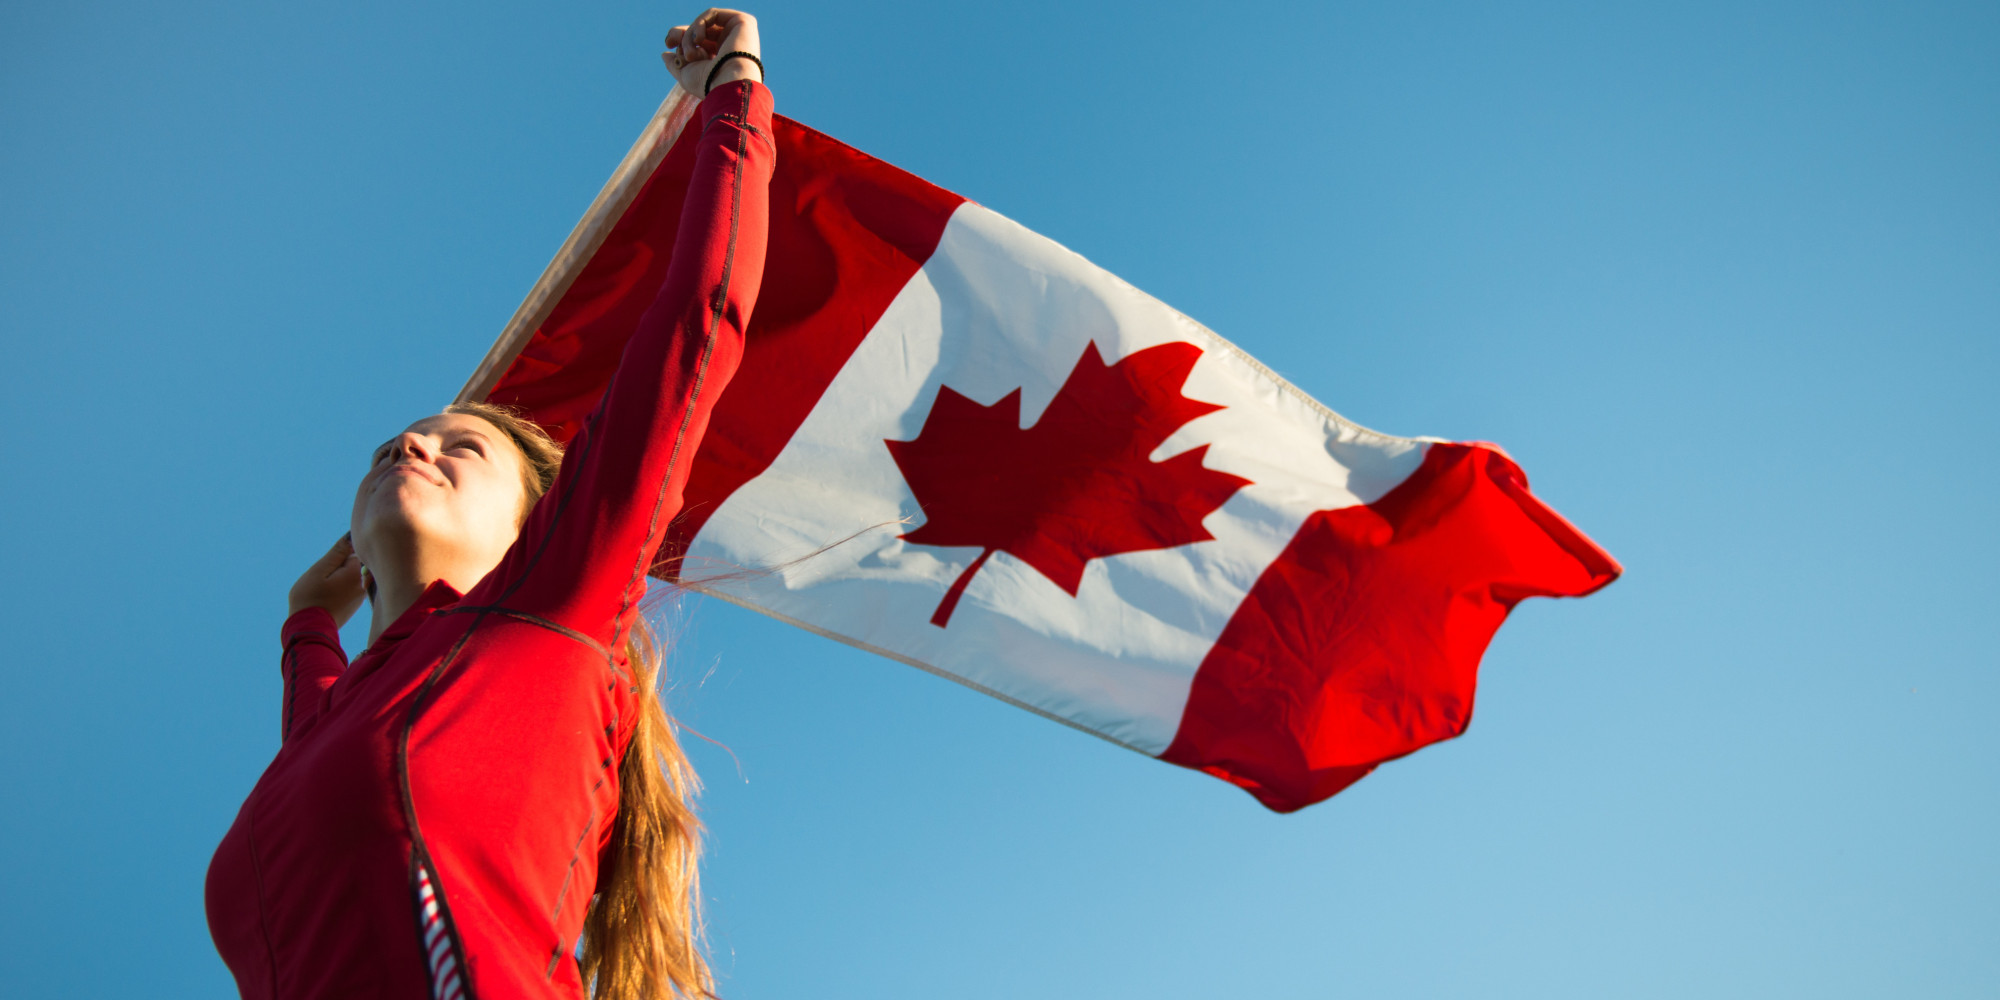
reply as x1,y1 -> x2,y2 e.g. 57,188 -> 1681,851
3,1 -> 1995,996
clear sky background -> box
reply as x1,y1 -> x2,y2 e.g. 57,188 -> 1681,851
3,1 -> 1995,997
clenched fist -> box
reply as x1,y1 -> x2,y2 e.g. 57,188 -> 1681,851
662,8 -> 762,95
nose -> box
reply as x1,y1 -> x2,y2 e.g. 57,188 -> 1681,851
387,433 -> 436,464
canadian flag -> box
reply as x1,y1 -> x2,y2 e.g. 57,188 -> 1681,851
461,89 -> 1621,812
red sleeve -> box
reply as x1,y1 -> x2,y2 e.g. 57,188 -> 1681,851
279,607 -> 347,743
471,80 -> 776,647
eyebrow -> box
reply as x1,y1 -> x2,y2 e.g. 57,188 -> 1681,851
449,429 -> 498,454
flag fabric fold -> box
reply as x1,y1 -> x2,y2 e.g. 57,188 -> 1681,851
464,88 -> 1620,812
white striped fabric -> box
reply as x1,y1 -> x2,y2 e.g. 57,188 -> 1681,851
415,862 -> 466,1000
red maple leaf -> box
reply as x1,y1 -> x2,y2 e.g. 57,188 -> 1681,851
886,340 -> 1251,627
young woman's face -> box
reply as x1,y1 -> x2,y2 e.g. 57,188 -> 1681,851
350,413 -> 530,577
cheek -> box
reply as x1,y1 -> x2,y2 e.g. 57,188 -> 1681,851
350,472 -> 388,526
472,471 -> 534,535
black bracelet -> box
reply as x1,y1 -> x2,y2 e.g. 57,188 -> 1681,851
704,51 -> 765,95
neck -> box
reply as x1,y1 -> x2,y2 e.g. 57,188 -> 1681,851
362,543 -> 495,645
367,573 -> 433,646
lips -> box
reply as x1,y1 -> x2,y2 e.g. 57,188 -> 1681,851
382,464 -> 445,487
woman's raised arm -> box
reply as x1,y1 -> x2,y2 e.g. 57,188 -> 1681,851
466,10 -> 775,649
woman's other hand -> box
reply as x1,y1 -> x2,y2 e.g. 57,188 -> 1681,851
662,8 -> 762,95
289,534 -> 367,626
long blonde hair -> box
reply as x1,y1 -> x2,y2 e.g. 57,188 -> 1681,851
447,401 -> 713,1000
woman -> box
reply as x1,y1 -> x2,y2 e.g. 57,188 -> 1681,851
205,11 -> 771,999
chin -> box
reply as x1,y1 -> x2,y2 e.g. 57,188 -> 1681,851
355,491 -> 441,544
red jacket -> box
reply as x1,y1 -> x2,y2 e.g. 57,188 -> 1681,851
206,81 -> 775,1000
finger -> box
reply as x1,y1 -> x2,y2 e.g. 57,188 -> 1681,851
665,25 -> 686,48
324,552 -> 360,583
693,9 -> 728,55
684,13 -> 717,61
315,535 -> 352,570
